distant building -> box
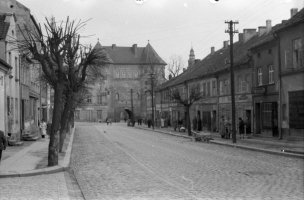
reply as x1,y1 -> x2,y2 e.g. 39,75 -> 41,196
75,42 -> 166,122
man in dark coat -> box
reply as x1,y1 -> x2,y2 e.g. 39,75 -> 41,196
0,130 -> 7,164
239,117 -> 245,139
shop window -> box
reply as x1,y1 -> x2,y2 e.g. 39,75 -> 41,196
289,90 -> 304,129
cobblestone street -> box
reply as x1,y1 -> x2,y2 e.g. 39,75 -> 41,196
70,123 -> 304,200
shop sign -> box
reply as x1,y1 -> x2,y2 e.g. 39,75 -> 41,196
253,86 -> 266,94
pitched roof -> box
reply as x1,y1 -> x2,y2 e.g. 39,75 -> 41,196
159,35 -> 261,90
275,8 -> 304,32
94,42 -> 166,65
0,15 -> 10,40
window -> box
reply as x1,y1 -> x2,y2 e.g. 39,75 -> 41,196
257,52 -> 261,58
292,38 -> 303,68
224,79 -> 230,94
245,74 -> 250,92
257,67 -> 262,86
268,65 -> 274,84
207,82 -> 210,97
86,96 -> 92,103
15,57 -> 18,79
219,81 -> 223,95
212,80 -> 217,96
97,95 -> 102,104
268,49 -> 272,55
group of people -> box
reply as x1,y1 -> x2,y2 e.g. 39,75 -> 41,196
219,116 -> 248,139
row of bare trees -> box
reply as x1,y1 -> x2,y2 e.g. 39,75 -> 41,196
18,17 -> 109,166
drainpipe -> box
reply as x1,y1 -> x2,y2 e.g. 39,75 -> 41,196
274,33 -> 283,140
19,54 -> 22,140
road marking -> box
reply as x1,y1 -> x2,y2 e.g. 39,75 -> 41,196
95,126 -> 199,200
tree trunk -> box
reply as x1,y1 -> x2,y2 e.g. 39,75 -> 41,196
59,93 -> 74,152
186,105 -> 192,136
48,82 -> 65,166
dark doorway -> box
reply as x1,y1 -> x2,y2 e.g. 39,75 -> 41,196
212,110 -> 217,132
255,103 -> 261,134
271,103 -> 278,137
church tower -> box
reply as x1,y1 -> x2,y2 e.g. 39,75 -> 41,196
188,47 -> 195,68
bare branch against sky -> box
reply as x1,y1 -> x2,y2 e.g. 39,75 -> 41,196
18,0 -> 304,66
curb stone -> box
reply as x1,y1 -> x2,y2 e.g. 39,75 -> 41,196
0,126 -> 76,178
134,126 -> 304,159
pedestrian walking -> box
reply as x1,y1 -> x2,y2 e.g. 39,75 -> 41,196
106,117 -> 109,125
238,117 -> 245,139
40,121 -> 47,138
0,130 -> 7,164
219,116 -> 225,138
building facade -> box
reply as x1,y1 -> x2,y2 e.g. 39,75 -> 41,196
0,13 -> 20,141
276,8 -> 304,139
1,0 -> 48,139
76,42 -> 166,122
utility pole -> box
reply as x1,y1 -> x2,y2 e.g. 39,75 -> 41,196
225,20 -> 238,144
130,88 -> 134,126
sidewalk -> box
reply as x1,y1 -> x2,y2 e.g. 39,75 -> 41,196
134,125 -> 304,159
0,127 -> 75,178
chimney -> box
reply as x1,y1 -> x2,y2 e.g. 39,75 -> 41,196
132,44 -> 137,55
112,44 -> 116,49
258,26 -> 267,36
266,20 -> 272,33
243,29 -> 257,42
238,33 -> 244,43
211,46 -> 215,55
223,41 -> 229,49
168,74 -> 172,80
291,8 -> 298,18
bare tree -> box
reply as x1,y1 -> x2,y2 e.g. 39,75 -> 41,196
167,54 -> 184,78
171,84 -> 202,136
18,17 -> 109,166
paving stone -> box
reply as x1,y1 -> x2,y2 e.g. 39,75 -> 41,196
70,123 -> 304,199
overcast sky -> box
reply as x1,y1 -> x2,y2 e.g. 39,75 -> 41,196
18,0 -> 304,67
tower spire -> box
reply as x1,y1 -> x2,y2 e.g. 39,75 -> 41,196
188,46 -> 195,68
